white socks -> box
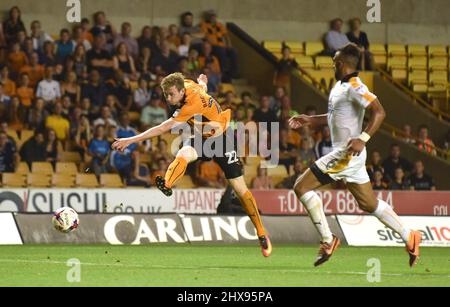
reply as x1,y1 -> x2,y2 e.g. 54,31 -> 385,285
373,199 -> 411,243
300,191 -> 333,244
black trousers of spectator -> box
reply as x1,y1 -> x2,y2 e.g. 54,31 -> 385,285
212,45 -> 239,82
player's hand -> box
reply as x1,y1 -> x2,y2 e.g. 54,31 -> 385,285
288,115 -> 311,129
112,138 -> 132,152
198,74 -> 208,85
346,138 -> 366,156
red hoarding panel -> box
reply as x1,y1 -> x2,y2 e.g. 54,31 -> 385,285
252,190 -> 450,216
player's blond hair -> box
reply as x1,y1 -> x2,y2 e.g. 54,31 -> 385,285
161,72 -> 185,92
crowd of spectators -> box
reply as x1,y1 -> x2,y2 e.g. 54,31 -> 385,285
0,6 -> 443,190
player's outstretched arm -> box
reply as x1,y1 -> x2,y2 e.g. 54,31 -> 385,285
112,118 -> 177,152
347,98 -> 386,156
288,114 -> 328,129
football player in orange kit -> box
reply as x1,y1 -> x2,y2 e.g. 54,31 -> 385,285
112,72 -> 272,257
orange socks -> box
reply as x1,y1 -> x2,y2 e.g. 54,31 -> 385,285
239,191 -> 266,237
164,157 -> 188,188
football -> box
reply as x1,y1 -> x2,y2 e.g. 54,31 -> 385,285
52,207 -> 79,233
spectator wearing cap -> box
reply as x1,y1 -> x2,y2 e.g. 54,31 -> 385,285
200,10 -> 238,81
140,91 -> 167,129
324,18 -> 350,56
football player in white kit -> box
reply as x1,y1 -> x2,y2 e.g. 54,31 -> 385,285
289,43 -> 422,267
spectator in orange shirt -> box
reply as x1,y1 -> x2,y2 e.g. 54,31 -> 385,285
417,125 -> 437,156
16,73 -> 34,108
6,96 -> 26,131
7,42 -> 28,78
196,160 -> 226,188
20,52 -> 45,88
0,66 -> 16,96
200,10 -> 238,82
80,18 -> 94,44
199,41 -> 221,74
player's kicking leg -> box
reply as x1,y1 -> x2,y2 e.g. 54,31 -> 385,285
346,182 -> 422,267
228,175 -> 272,257
155,146 -> 198,196
294,167 -> 341,266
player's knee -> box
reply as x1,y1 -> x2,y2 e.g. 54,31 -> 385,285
177,146 -> 197,163
358,200 -> 377,213
293,181 -> 310,198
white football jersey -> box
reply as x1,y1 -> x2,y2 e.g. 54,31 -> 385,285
327,73 -> 377,149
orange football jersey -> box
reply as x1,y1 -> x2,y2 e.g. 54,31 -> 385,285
172,79 -> 231,138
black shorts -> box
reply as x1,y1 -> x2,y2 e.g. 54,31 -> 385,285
183,129 -> 243,180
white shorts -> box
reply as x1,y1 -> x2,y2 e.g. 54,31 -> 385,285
313,147 -> 370,184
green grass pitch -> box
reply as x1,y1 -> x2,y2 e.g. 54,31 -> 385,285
0,245 -> 448,286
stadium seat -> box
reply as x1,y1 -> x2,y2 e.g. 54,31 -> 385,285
15,162 -> 30,175
263,41 -> 282,53
100,174 -> 124,188
244,165 -> 258,186
245,156 -> 262,166
6,129 -> 19,145
294,56 -> 315,69
174,175 -> 195,189
52,174 -> 76,188
1,173 -> 26,187
76,174 -> 99,188
391,69 -> 407,80
387,56 -> 407,70
428,57 -> 448,71
27,173 -> 51,188
55,162 -> 78,176
408,70 -> 428,86
370,44 -> 387,66
218,83 -> 236,94
20,130 -> 34,142
429,71 -> 448,86
407,45 -> 427,57
267,165 -> 289,186
408,57 -> 427,71
60,151 -> 82,163
284,41 -> 304,55
31,162 -> 54,175
315,56 -> 334,69
428,45 -> 448,58
304,42 -> 324,56
387,44 -> 406,57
